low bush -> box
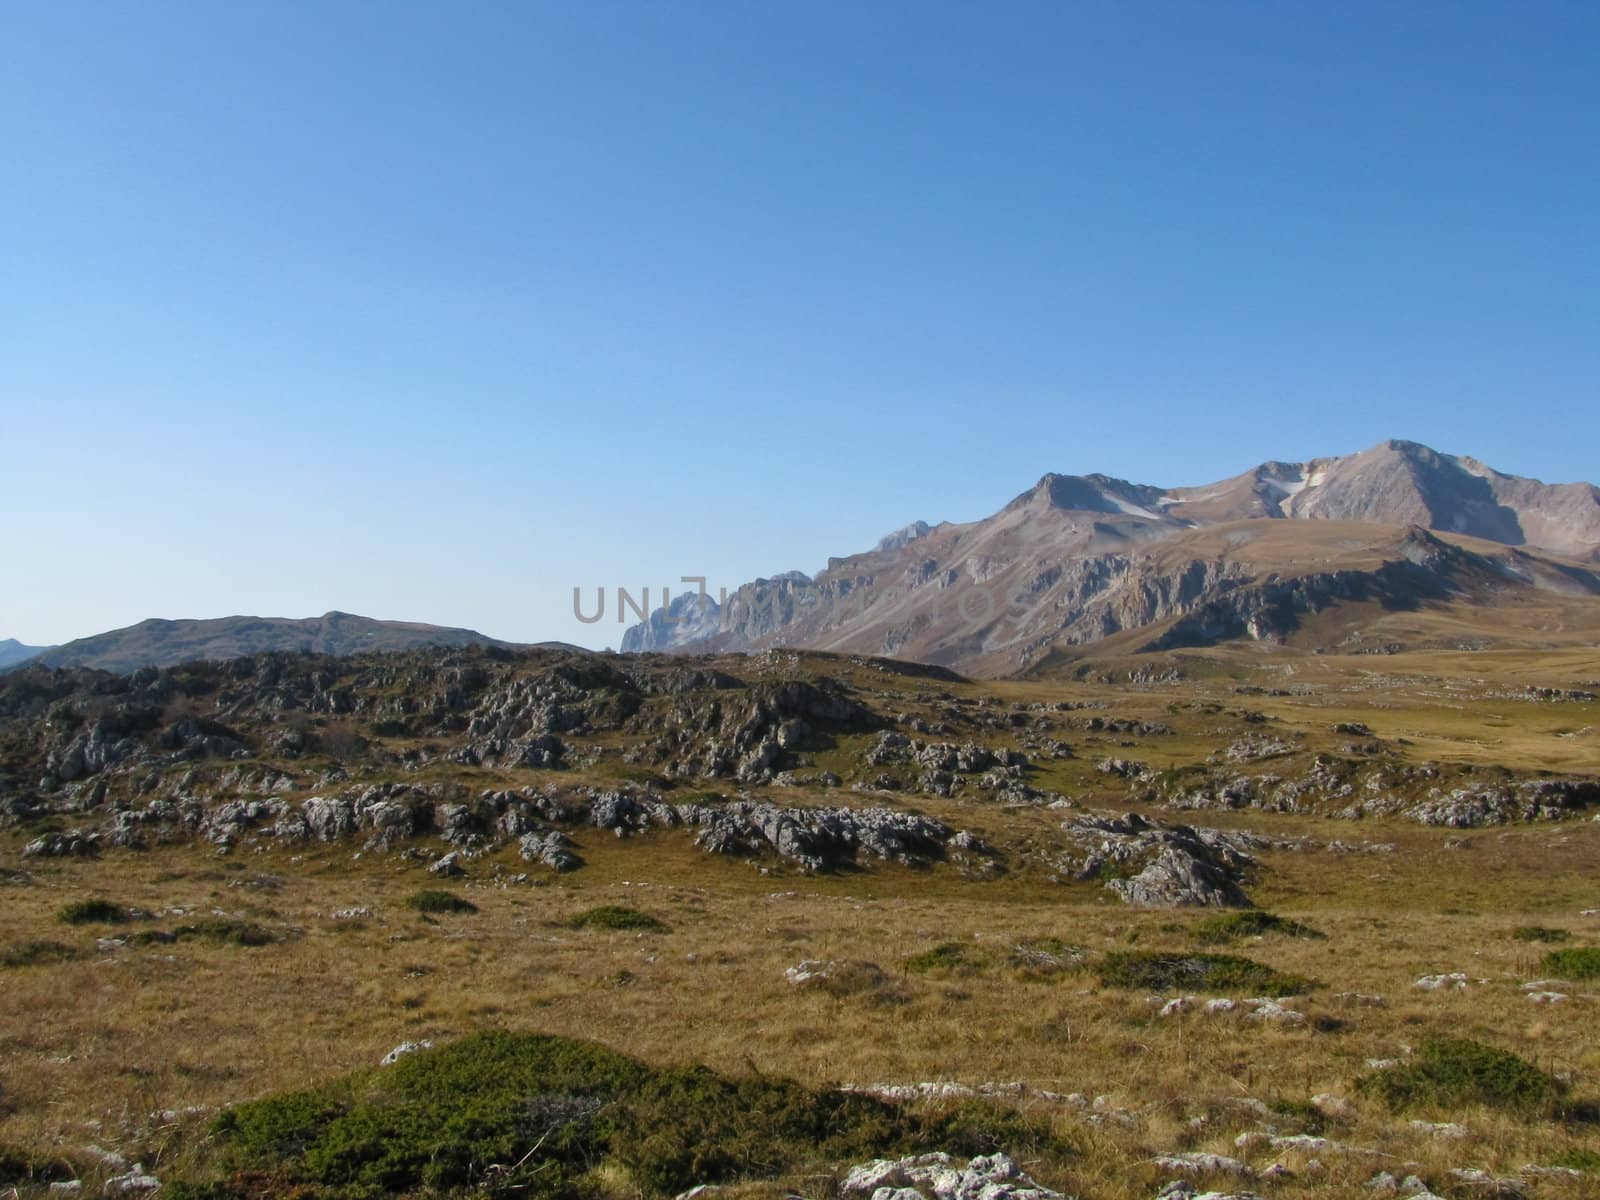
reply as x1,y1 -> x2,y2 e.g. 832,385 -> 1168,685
406,890 -> 479,916
566,905 -> 666,932
1097,951 -> 1313,997
189,1032 -> 1070,1198
0,941 -> 81,968
1540,947 -> 1600,980
1358,1038 -> 1560,1114
0,1146 -> 72,1185
58,898 -> 128,925
1194,910 -> 1324,943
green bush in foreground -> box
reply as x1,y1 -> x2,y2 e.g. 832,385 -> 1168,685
1358,1038 -> 1560,1114
566,905 -> 667,932
1541,946 -> 1600,980
405,890 -> 479,916
185,1032 -> 1070,1199
58,898 -> 128,925
1194,910 -> 1324,944
1097,951 -> 1313,997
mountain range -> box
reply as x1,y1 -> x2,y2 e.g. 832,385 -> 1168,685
621,439 -> 1600,675
11,440 -> 1599,678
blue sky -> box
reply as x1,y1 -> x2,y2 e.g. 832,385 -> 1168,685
3,1 -> 1596,648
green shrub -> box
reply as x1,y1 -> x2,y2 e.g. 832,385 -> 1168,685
904,942 -> 974,974
0,941 -> 81,968
406,890 -> 479,916
1194,911 -> 1324,944
58,898 -> 128,925
1541,946 -> 1600,980
1096,951 -> 1313,997
1510,925 -> 1571,944
188,1032 -> 1072,1199
566,905 -> 666,932
1358,1038 -> 1560,1114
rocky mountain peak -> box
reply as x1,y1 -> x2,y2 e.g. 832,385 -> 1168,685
876,520 -> 933,553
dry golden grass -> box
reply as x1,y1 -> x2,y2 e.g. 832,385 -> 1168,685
3,814 -> 1599,1198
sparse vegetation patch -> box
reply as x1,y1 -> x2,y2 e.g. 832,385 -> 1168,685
1511,925 -> 1571,943
1193,910 -> 1325,943
904,941 -> 975,974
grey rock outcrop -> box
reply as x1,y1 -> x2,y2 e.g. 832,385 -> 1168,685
1061,813 -> 1262,907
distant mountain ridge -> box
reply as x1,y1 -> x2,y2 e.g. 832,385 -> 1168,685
14,612 -> 517,674
0,639 -> 53,670
621,440 -> 1600,673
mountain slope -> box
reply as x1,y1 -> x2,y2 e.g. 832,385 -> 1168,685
19,611 -> 514,673
621,440 -> 1600,675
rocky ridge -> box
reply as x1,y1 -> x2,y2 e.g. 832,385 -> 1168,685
3,645 -> 1595,896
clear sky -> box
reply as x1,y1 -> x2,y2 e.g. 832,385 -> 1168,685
3,2 -> 1597,649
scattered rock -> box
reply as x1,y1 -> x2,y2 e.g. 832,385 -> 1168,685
104,1167 -> 161,1195
1243,999 -> 1304,1024
380,1039 -> 433,1066
428,851 -> 465,877
841,1151 -> 1064,1200
1151,1153 -> 1254,1178
784,959 -> 887,994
